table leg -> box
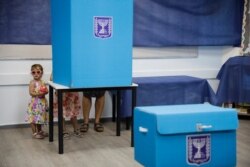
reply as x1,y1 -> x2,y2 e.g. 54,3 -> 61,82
116,90 -> 121,136
49,86 -> 54,142
126,117 -> 130,130
57,90 -> 63,154
125,90 -> 130,130
131,87 -> 137,147
112,93 -> 116,122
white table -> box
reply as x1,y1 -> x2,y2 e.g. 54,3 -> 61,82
48,81 -> 137,154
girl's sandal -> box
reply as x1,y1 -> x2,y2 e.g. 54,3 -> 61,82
73,130 -> 83,138
63,131 -> 70,140
32,133 -> 44,139
80,123 -> 89,132
94,123 -> 104,132
39,131 -> 48,137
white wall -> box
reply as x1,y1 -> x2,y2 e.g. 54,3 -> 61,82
0,45 -> 241,126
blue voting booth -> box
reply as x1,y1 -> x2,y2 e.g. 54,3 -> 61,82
134,104 -> 238,167
51,0 -> 133,88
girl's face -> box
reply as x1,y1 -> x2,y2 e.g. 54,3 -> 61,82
31,68 -> 43,80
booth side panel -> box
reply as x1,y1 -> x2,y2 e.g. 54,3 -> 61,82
51,0 -> 72,86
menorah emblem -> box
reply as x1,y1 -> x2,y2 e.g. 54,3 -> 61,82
187,134 -> 211,165
193,138 -> 206,159
94,16 -> 112,39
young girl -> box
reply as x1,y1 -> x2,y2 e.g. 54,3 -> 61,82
26,64 -> 48,139
50,74 -> 82,139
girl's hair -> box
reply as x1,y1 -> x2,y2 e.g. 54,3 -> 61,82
31,64 -> 44,72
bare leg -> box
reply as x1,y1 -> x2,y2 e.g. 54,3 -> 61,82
33,124 -> 44,139
82,96 -> 92,123
95,94 -> 105,124
93,94 -> 105,132
37,124 -> 42,132
62,118 -> 71,139
71,117 -> 78,131
31,123 -> 36,134
71,116 -> 83,137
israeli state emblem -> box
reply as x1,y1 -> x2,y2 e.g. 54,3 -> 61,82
187,134 -> 211,166
94,16 -> 112,39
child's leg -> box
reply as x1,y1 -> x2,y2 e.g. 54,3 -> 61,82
36,124 -> 42,132
71,116 -> 78,131
37,124 -> 49,137
62,118 -> 70,139
39,124 -> 48,137
71,117 -> 83,137
31,123 -> 36,134
32,124 -> 44,139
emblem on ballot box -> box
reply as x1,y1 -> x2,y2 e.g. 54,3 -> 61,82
187,134 -> 211,165
94,16 -> 112,39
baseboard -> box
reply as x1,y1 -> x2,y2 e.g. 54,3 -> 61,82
0,117 -> 130,129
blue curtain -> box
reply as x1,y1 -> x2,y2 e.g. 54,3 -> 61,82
0,0 -> 51,44
134,0 -> 244,46
0,0 -> 244,46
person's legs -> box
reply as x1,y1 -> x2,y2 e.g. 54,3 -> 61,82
71,116 -> 83,137
33,124 -> 44,139
80,94 -> 92,132
36,123 -> 49,137
94,93 -> 105,132
94,94 -> 105,124
62,118 -> 70,139
81,91 -> 105,132
82,95 -> 92,124
71,116 -> 78,131
36,124 -> 42,132
31,123 -> 36,134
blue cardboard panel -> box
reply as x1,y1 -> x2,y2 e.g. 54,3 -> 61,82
51,0 -> 71,86
51,0 -> 133,87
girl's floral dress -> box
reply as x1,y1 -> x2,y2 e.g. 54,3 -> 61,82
53,92 -> 81,119
26,80 -> 48,124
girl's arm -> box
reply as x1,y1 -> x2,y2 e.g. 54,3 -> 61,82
38,81 -> 48,96
29,81 -> 38,97
40,84 -> 49,95
29,80 -> 48,97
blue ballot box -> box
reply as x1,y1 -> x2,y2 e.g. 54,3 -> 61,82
51,0 -> 133,88
134,104 -> 238,167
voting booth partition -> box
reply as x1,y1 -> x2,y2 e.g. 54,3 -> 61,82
134,104 -> 238,167
49,0 -> 134,154
51,0 -> 133,88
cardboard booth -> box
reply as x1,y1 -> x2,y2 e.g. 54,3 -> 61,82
51,0 -> 133,88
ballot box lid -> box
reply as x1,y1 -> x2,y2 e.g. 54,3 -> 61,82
136,103 -> 238,135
